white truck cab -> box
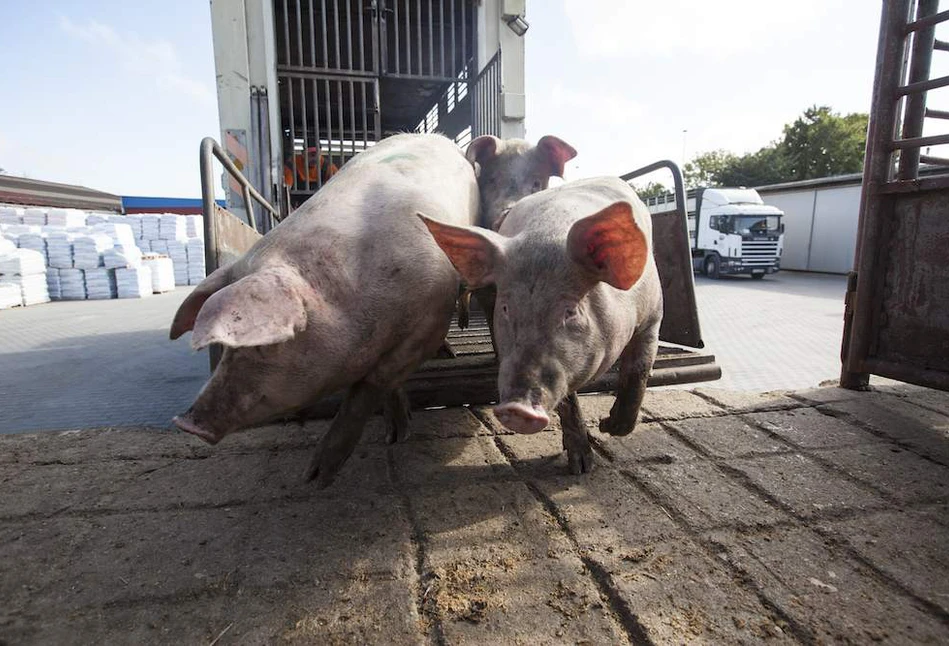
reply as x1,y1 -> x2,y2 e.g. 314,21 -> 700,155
643,186 -> 785,279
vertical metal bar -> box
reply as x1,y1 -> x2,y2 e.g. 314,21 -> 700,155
295,0 -> 304,66
450,0 -> 456,78
333,0 -> 342,69
321,0 -> 329,67
394,0 -> 400,73
439,0 -> 445,77
361,81 -> 368,150
358,0 -> 366,71
199,138 -> 218,274
461,0 -> 467,78
300,77 -> 310,193
287,77 -> 297,192
346,0 -> 353,70
282,0 -> 292,64
324,78 -> 334,169
312,77 -> 323,188
428,0 -> 434,76
417,0 -> 423,75
898,0 -> 939,180
336,79 -> 345,167
349,79 -> 356,158
405,1 -> 412,74
308,0 -> 317,66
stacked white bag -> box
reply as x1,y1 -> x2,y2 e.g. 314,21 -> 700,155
59,268 -> 87,300
72,233 -> 112,269
0,248 -> 49,306
166,239 -> 189,285
46,268 -> 62,299
0,206 -> 24,225
185,215 -> 203,238
23,208 -> 47,226
116,266 -> 152,298
141,214 -> 161,240
16,231 -> 47,264
46,208 -> 87,228
46,229 -> 77,269
142,253 -> 175,293
186,238 -> 206,285
0,283 -> 20,308
160,213 -> 187,240
84,268 -> 117,299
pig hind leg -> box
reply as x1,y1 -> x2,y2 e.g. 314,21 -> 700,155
599,322 -> 660,437
557,392 -> 594,474
383,387 -> 412,444
306,380 -> 385,488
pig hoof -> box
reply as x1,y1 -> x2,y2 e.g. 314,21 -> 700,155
567,448 -> 594,475
599,414 -> 633,437
172,415 -> 222,445
384,391 -> 412,444
435,341 -> 458,359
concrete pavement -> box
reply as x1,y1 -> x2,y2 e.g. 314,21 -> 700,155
1,383 -> 947,644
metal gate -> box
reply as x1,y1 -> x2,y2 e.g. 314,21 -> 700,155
841,0 -> 949,391
274,0 -> 479,207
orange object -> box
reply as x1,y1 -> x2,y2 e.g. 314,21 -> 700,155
284,147 -> 338,187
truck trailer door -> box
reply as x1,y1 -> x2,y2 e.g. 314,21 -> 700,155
841,0 -> 949,392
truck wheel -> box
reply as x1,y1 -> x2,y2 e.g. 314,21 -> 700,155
705,256 -> 720,279
751,273 -> 765,280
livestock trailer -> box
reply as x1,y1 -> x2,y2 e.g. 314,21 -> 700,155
840,0 -> 949,392
199,0 -> 720,413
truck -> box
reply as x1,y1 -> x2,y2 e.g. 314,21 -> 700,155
643,187 -> 784,279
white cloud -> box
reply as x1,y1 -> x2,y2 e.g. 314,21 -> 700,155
58,15 -> 215,105
563,0 -> 833,59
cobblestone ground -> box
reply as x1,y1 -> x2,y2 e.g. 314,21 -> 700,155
1,384 -> 947,644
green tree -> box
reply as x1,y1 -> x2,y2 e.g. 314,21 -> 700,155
683,106 -> 869,187
683,150 -> 738,188
781,105 -> 868,181
632,181 -> 670,200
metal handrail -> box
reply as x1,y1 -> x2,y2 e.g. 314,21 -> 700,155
199,136 -> 281,271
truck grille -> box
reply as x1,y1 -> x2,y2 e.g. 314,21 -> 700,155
741,240 -> 779,266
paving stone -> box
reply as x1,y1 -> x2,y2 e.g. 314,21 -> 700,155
746,407 -> 884,449
605,422 -> 703,464
669,415 -> 792,458
599,537 -> 793,643
789,386 -> 867,405
497,431 -> 683,548
361,406 -> 490,443
820,509 -> 949,615
640,389 -> 724,420
812,443 -> 949,504
0,573 -> 423,646
0,427 -> 211,465
389,436 -> 516,488
879,387 -> 949,417
692,387 -> 800,413
713,526 -> 949,643
726,453 -> 885,518
633,459 -> 788,530
0,498 -> 414,613
411,481 -> 626,643
822,398 -> 949,464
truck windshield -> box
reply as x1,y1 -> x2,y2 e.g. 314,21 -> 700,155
730,215 -> 781,235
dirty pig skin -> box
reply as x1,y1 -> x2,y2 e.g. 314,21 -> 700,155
168,133 -> 575,487
421,177 -> 663,474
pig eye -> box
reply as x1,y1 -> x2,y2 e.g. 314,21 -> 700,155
531,179 -> 543,193
501,303 -> 509,315
564,306 -> 579,322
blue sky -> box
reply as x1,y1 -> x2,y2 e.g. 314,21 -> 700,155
1,1 -> 944,197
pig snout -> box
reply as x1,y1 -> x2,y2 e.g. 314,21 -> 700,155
173,413 -> 227,445
493,400 -> 551,434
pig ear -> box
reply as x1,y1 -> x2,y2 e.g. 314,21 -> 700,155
567,201 -> 648,291
170,266 -> 230,340
466,135 -> 503,167
536,135 -> 577,178
190,267 -> 309,350
417,213 -> 507,289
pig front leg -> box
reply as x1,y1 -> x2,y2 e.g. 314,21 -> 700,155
599,323 -> 660,437
557,392 -> 594,474
472,285 -> 498,355
306,380 -> 385,488
383,387 -> 412,443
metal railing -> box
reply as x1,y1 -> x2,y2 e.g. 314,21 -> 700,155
471,49 -> 501,137
881,0 -> 949,187
199,136 -> 281,269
